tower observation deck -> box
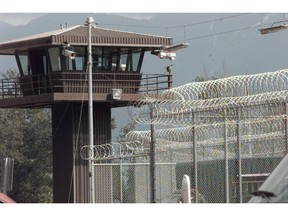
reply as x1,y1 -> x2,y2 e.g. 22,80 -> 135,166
0,20 -> 174,203
0,25 -> 173,108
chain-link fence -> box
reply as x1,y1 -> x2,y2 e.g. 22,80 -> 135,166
93,159 -> 177,203
89,69 -> 288,203
92,137 -> 286,203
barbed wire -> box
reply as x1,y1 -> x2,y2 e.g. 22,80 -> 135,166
123,68 -> 288,163
124,115 -> 286,162
81,141 -> 149,161
128,69 -> 288,125
85,69 -> 288,162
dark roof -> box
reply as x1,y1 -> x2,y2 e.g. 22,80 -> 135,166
0,25 -> 173,55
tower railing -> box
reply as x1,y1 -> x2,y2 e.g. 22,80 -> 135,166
0,72 -> 172,99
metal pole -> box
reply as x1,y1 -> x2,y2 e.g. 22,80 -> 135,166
237,108 -> 242,203
2,159 -> 8,195
150,105 -> 156,203
192,112 -> 198,203
224,109 -> 230,203
285,102 -> 288,154
167,65 -> 173,89
1,79 -> 3,99
86,17 -> 95,203
120,159 -> 123,203
1,158 -> 14,195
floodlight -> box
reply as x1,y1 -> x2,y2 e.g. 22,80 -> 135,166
151,42 -> 189,61
112,89 -> 122,100
259,24 -> 288,35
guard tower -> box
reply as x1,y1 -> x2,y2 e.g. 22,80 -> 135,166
0,18 -> 173,203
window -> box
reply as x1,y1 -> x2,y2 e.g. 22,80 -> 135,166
62,46 -> 86,71
48,47 -> 61,72
92,47 -> 144,72
73,47 -> 86,71
17,52 -> 30,75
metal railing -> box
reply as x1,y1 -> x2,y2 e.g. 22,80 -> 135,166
0,72 -> 172,99
140,74 -> 172,94
0,78 -> 20,98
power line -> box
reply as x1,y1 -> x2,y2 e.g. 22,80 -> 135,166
97,13 -> 250,30
98,13 -> 288,44
166,13 -> 251,29
175,20 -> 288,44
183,26 -> 254,42
98,23 -> 166,29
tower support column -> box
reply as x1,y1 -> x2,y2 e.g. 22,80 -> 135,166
52,102 -> 111,203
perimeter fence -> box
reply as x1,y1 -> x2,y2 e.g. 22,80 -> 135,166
84,69 -> 288,203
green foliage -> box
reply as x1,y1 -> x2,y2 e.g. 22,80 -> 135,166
111,117 -> 116,130
117,120 -> 136,142
0,69 -> 18,79
0,70 -> 52,202
0,108 -> 52,203
193,75 -> 220,82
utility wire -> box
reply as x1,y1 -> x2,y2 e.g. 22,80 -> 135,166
182,26 -> 254,42
97,13 -> 288,44
174,20 -> 288,44
68,65 -> 89,203
98,13 -> 250,30
98,13 -> 288,45
165,13 -> 251,29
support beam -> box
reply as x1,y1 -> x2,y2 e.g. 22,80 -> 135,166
52,102 -> 111,203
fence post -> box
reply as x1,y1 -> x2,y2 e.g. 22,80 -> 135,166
285,102 -> 288,154
146,75 -> 149,93
120,159 -> 123,203
237,108 -> 243,203
192,112 -> 198,203
1,79 -> 3,99
168,74 -> 172,89
156,77 -> 159,94
149,104 -> 156,203
224,109 -> 230,203
14,79 -> 17,97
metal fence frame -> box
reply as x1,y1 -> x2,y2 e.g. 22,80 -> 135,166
89,69 -> 288,203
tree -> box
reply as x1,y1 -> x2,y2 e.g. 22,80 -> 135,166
111,117 -> 116,130
0,70 -> 52,203
0,108 -> 53,203
115,119 -> 137,202
116,120 -> 136,142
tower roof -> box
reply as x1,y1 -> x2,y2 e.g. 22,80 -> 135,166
0,25 -> 173,55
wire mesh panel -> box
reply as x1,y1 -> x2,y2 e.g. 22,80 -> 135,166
124,69 -> 288,203
89,69 -> 288,203
93,160 -> 178,203
94,165 -> 113,203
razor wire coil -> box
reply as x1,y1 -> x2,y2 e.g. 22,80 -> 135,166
128,69 -> 288,126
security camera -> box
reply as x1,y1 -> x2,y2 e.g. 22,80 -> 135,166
151,42 -> 189,61
62,49 -> 76,59
158,51 -> 176,61
151,50 -> 176,60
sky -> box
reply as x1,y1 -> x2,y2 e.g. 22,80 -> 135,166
0,0 -> 286,26
0,13 -> 158,26
0,0 -> 287,26
0,13 -> 44,25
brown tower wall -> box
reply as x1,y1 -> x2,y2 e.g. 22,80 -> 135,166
52,102 -> 111,203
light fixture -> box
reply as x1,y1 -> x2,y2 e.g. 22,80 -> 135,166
112,89 -> 122,100
61,42 -> 76,59
151,42 -> 189,61
259,24 -> 288,35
